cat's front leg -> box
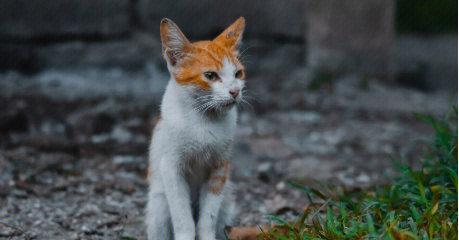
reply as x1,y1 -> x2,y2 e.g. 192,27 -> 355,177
197,160 -> 230,240
160,156 -> 195,240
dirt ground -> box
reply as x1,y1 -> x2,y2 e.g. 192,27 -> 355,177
0,47 -> 455,239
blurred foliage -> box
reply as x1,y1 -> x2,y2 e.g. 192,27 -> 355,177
258,108 -> 458,240
396,0 -> 458,33
307,69 -> 336,92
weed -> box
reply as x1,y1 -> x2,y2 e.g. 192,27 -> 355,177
259,108 -> 458,240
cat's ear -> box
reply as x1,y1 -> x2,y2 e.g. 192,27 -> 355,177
160,18 -> 191,66
215,17 -> 245,50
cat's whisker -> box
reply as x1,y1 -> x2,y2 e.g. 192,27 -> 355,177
194,101 -> 213,113
202,101 -> 217,113
194,96 -> 214,103
238,98 -> 254,112
241,91 -> 260,104
238,45 -> 253,59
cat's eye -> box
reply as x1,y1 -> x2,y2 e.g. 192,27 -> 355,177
204,71 -> 219,81
235,69 -> 244,79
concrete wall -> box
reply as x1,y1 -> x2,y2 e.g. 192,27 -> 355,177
0,0 -> 131,40
306,0 -> 395,79
138,0 -> 306,41
1,0 -> 455,90
0,0 -> 306,41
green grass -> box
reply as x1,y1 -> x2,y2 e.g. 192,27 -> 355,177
396,0 -> 457,34
260,108 -> 458,240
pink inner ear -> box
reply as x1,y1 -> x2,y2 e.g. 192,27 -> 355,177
215,17 -> 245,49
165,49 -> 177,66
226,30 -> 238,39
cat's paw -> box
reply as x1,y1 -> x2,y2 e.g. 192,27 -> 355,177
199,238 -> 217,240
175,233 -> 196,240
197,233 -> 217,240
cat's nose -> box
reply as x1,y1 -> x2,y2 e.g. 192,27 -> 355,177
229,89 -> 240,98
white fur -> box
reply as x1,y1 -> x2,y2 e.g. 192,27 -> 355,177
212,58 -> 245,102
146,59 -> 242,240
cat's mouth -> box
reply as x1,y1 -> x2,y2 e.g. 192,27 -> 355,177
219,99 -> 237,108
193,97 -> 237,113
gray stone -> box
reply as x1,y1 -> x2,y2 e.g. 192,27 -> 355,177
0,33 -> 162,73
0,0 -> 131,40
306,0 -> 395,79
137,0 -> 306,40
395,34 -> 458,91
36,33 -> 163,70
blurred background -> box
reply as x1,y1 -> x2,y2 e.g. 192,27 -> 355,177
0,0 -> 457,239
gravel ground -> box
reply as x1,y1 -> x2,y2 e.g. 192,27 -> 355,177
0,54 -> 455,239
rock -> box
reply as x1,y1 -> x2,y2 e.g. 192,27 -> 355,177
249,137 -> 294,159
94,180 -> 115,194
115,178 -> 136,195
286,157 -> 337,182
256,162 -> 275,183
275,181 -> 287,191
100,203 -> 122,215
355,172 -> 372,185
75,204 -> 101,218
264,195 -> 290,214
81,224 -> 98,235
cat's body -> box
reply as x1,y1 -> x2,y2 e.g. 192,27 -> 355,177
146,17 -> 246,240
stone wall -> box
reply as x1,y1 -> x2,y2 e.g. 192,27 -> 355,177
1,0 -> 455,89
0,0 -> 131,40
137,0 -> 306,40
305,0 -> 395,79
0,0 -> 306,41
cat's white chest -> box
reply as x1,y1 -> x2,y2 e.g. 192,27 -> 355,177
179,110 -> 237,161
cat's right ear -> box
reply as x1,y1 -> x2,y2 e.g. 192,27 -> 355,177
160,18 -> 190,66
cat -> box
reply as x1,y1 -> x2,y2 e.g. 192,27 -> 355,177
145,17 -> 246,240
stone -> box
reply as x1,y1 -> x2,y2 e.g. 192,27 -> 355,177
306,0 -> 395,79
0,33 -> 162,73
395,34 -> 458,91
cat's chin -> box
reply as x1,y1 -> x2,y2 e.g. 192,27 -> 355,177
217,98 -> 241,111
205,100 -> 237,115
220,99 -> 237,108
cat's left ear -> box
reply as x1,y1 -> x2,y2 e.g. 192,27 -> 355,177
160,18 -> 191,66
215,17 -> 245,51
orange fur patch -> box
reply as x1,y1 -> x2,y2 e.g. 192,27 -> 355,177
164,17 -> 245,90
151,115 -> 161,128
209,160 -> 230,194
146,165 -> 152,180
214,17 -> 245,50
174,40 -> 244,91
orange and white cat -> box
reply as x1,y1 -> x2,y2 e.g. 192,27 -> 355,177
146,17 -> 246,240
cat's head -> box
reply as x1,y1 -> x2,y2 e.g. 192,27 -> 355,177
160,17 -> 246,112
